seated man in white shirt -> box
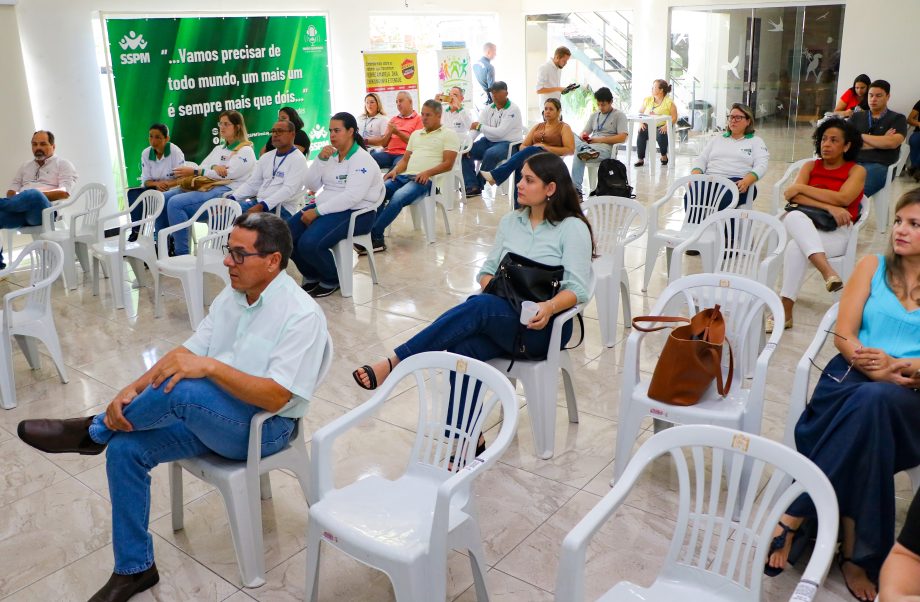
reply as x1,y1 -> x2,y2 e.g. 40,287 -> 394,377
2,130 -> 78,267
441,86 -> 473,140
17,212 -> 329,602
228,120 -> 308,219
461,82 -> 524,196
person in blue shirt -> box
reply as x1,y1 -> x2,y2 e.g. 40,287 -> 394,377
473,42 -> 496,108
764,189 -> 920,601
352,151 -> 593,392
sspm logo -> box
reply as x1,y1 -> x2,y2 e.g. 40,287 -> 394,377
118,31 -> 150,64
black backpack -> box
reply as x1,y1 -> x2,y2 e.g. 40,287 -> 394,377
591,158 -> 634,198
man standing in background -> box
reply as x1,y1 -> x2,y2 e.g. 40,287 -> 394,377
536,46 -> 574,105
473,43 -> 497,109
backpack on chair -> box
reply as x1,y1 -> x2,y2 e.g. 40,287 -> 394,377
590,158 -> 634,198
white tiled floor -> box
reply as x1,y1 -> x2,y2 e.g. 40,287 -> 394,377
0,139 -> 916,601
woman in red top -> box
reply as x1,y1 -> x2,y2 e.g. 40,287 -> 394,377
834,74 -> 871,117
772,118 -> 866,331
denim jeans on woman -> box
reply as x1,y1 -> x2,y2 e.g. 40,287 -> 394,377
485,145 -> 544,206
159,186 -> 231,255
87,378 -> 295,575
287,208 -> 375,288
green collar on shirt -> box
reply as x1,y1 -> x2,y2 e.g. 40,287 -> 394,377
223,140 -> 242,150
232,270 -> 287,308
343,141 -> 359,159
147,145 -> 171,160
491,100 -> 511,110
722,132 -> 755,139
446,106 -> 464,113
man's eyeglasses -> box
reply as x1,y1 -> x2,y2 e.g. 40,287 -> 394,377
808,330 -> 853,383
222,245 -> 267,264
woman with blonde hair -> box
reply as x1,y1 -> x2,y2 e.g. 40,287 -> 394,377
160,110 -> 256,255
358,93 -> 388,152
765,189 -> 920,601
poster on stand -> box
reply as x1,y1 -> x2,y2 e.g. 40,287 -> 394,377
104,14 -> 331,187
436,47 -> 473,99
362,50 -> 419,117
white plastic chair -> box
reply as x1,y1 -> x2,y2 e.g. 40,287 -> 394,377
487,270 -> 595,460
305,351 -> 519,601
867,143 -> 910,232
155,197 -> 241,329
450,133 -> 475,204
169,337 -> 333,588
784,303 -> 920,494
331,188 -> 385,298
671,209 -> 787,378
613,273 -> 784,482
582,196 -> 646,347
670,209 -> 787,286
89,190 -> 164,310
771,158 -> 813,214
642,175 -> 739,293
0,241 -> 69,409
37,183 -> 109,290
826,206 -> 870,287
409,173 -> 452,244
557,424 -> 839,602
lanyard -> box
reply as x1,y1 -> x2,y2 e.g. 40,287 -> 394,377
362,116 -> 378,139
490,107 -> 505,128
595,111 -> 612,133
272,148 -> 294,177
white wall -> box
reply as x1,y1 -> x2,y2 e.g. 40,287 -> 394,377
0,6 -> 34,187
837,0 -> 920,115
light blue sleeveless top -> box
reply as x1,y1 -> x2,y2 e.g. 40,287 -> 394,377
858,255 -> 920,358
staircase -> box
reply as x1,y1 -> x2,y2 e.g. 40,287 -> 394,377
563,12 -> 632,90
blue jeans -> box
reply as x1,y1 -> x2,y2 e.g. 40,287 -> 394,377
287,208 -> 375,287
370,151 -> 403,170
162,186 -> 231,255
126,187 -> 148,225
910,132 -> 920,169
237,199 -> 293,220
859,161 -> 889,198
462,138 -> 511,193
572,140 -> 616,193
487,146 -> 544,205
371,175 -> 431,240
636,125 -> 668,159
86,378 -> 295,575
0,188 -> 52,267
395,293 -> 572,362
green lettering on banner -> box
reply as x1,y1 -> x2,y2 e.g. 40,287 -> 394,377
105,15 -> 331,187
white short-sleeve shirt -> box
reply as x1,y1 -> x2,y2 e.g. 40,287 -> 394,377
183,272 -> 329,418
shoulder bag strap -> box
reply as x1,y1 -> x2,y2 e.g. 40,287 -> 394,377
631,315 -> 691,333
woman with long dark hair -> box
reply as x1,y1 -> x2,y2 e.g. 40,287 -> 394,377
766,189 -> 920,602
352,151 -> 593,389
834,74 -> 871,117
287,112 -> 385,298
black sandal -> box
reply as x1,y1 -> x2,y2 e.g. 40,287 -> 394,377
634,160 -> 645,167
660,157 -> 669,165
763,520 -> 799,576
352,358 -> 392,391
838,556 -> 876,601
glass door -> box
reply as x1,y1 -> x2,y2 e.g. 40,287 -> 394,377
670,4 -> 845,163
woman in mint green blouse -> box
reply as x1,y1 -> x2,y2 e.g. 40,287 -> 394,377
353,152 -> 594,396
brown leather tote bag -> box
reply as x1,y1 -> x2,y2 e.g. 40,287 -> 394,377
631,304 -> 734,406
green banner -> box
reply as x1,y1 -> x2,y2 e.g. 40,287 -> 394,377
105,15 -> 331,187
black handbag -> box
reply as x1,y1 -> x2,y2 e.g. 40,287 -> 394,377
483,252 -> 583,367
784,202 -> 838,231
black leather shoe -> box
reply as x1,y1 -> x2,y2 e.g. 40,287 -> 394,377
17,416 -> 106,455
89,564 -> 159,602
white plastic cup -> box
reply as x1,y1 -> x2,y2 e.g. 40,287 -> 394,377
520,301 -> 539,325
